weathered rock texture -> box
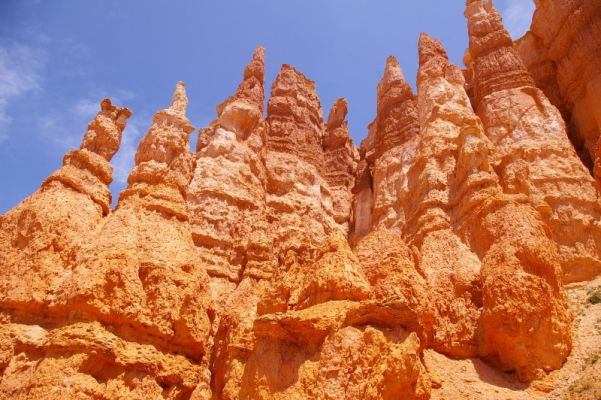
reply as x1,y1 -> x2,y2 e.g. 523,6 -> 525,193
466,0 -> 601,284
0,87 -> 217,399
263,64 -> 346,264
1,2 -> 601,398
188,47 -> 272,306
515,0 -> 601,174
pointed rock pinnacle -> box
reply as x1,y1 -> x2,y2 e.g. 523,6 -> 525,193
235,45 -> 266,112
80,99 -> 132,161
168,81 -> 189,117
418,33 -> 449,66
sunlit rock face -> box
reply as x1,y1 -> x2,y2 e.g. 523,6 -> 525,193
0,91 -> 215,399
1,2 -> 601,398
466,0 -> 601,284
516,0 -> 601,172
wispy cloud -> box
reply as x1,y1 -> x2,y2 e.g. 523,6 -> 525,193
499,0 -> 535,39
111,114 -> 146,185
72,98 -> 100,120
0,41 -> 45,142
38,114 -> 82,150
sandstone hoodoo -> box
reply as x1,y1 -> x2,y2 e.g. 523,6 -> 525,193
1,0 -> 601,399
465,0 -> 601,284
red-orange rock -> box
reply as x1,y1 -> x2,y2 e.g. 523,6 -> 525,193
1,84 -> 215,399
234,233 -> 432,400
369,56 -> 421,233
265,64 -> 325,171
515,32 -> 569,123
354,229 -> 435,344
0,100 -> 130,313
263,64 -> 342,263
466,0 -> 601,283
1,3 -> 601,396
188,47 -> 272,306
348,158 -> 373,244
62,82 -> 212,356
373,56 -> 419,161
417,31 -> 572,380
0,96 -> 214,398
323,98 -> 359,230
518,0 -> 601,169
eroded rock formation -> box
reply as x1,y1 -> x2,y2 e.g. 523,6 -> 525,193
466,0 -> 601,284
1,1 -> 601,398
516,0 -> 601,172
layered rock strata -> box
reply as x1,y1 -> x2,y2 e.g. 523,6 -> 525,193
0,85 -> 216,399
189,48 -> 272,399
188,47 -> 272,304
1,2 -> 601,398
323,98 -> 359,230
263,64 -> 343,264
516,0 -> 601,172
466,0 -> 601,283
232,232 -> 432,400
0,99 -> 130,313
418,32 -> 571,380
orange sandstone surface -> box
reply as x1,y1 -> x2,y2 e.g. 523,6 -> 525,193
1,1 -> 601,399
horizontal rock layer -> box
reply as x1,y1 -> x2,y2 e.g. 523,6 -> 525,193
1,2 -> 600,398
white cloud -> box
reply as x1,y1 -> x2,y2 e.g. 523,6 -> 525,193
499,0 -> 536,39
72,98 -> 100,120
0,41 -> 45,142
111,115 -> 146,185
38,114 -> 81,150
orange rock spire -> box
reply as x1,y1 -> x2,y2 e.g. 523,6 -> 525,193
188,47 -> 271,288
362,56 -> 420,234
323,98 -> 359,228
2,3 -> 601,396
466,0 -> 601,283
119,81 -> 196,219
418,32 -> 571,380
234,45 -> 265,112
373,55 -> 419,160
38,84 -> 214,398
409,32 -> 484,358
266,64 -> 326,170
465,0 -> 534,108
0,99 -> 130,310
262,64 -> 342,263
516,0 -> 601,169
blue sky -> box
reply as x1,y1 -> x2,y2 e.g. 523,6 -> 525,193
0,0 -> 534,214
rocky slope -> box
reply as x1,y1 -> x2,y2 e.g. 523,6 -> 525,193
1,0 -> 600,399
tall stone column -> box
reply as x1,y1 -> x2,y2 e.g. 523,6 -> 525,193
466,0 -> 601,282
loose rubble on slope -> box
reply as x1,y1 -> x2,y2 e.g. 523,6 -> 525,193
1,0 -> 600,399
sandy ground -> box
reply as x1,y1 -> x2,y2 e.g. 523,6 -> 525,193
424,277 -> 601,400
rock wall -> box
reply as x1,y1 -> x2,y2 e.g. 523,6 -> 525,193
466,0 -> 601,284
515,0 -> 601,175
0,1 -> 600,398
